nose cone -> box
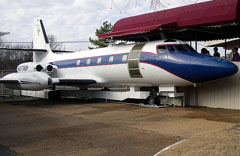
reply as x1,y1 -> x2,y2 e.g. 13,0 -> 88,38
191,56 -> 238,83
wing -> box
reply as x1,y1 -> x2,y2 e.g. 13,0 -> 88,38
0,78 -> 21,90
0,48 -> 47,52
0,79 -> 20,84
0,78 -> 96,86
53,79 -> 96,86
0,77 -> 96,91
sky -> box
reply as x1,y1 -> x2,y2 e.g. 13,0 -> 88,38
0,0 -> 212,51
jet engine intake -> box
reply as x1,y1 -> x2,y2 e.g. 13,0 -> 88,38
46,64 -> 57,73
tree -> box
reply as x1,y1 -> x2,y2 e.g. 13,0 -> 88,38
48,34 -> 64,50
0,34 -> 63,70
149,0 -> 166,10
0,41 -> 33,70
89,21 -> 115,49
111,0 -> 166,11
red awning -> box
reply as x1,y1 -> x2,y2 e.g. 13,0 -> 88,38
101,21 -> 177,37
99,0 -> 240,41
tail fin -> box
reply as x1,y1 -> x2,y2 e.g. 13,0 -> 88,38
33,18 -> 54,62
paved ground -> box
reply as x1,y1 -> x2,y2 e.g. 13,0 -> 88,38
0,97 -> 239,156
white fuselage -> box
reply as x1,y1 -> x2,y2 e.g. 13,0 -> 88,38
48,40 -> 192,87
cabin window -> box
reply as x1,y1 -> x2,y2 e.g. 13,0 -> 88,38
122,55 -> 128,62
175,45 -> 188,52
167,45 -> 175,51
157,46 -> 168,53
86,59 -> 91,65
109,56 -> 114,63
97,58 -> 102,64
76,60 -> 81,66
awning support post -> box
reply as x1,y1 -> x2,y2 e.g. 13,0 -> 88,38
225,38 -> 227,59
195,41 -> 198,51
160,32 -> 166,40
194,84 -> 198,106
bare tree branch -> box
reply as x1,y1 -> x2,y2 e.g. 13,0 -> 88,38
0,34 -> 63,70
48,34 -> 64,50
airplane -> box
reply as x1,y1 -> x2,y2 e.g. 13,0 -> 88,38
0,18 -> 238,104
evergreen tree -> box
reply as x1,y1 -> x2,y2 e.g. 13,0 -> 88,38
89,21 -> 115,49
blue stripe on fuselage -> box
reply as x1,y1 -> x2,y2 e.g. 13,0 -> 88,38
140,52 -> 238,83
51,53 -> 129,68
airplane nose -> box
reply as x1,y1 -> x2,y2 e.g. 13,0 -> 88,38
191,57 -> 238,83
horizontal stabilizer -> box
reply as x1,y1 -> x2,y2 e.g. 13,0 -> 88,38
0,48 -> 47,52
0,48 -> 74,53
54,79 -> 96,86
52,50 -> 74,53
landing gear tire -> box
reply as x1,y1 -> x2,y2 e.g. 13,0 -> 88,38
147,96 -> 156,105
146,95 -> 161,106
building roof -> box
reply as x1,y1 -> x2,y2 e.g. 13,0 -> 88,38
99,0 -> 240,42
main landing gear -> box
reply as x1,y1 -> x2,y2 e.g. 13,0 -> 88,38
146,88 -> 161,105
48,85 -> 61,101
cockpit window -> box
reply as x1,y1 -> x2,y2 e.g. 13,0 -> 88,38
175,45 -> 188,52
157,44 -> 197,53
157,46 -> 168,53
185,44 -> 198,53
167,45 -> 175,51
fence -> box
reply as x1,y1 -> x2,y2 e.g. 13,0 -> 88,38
0,70 -> 16,94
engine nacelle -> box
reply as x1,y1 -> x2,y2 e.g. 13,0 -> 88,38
17,62 -> 57,73
3,72 -> 53,91
17,62 -> 44,72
